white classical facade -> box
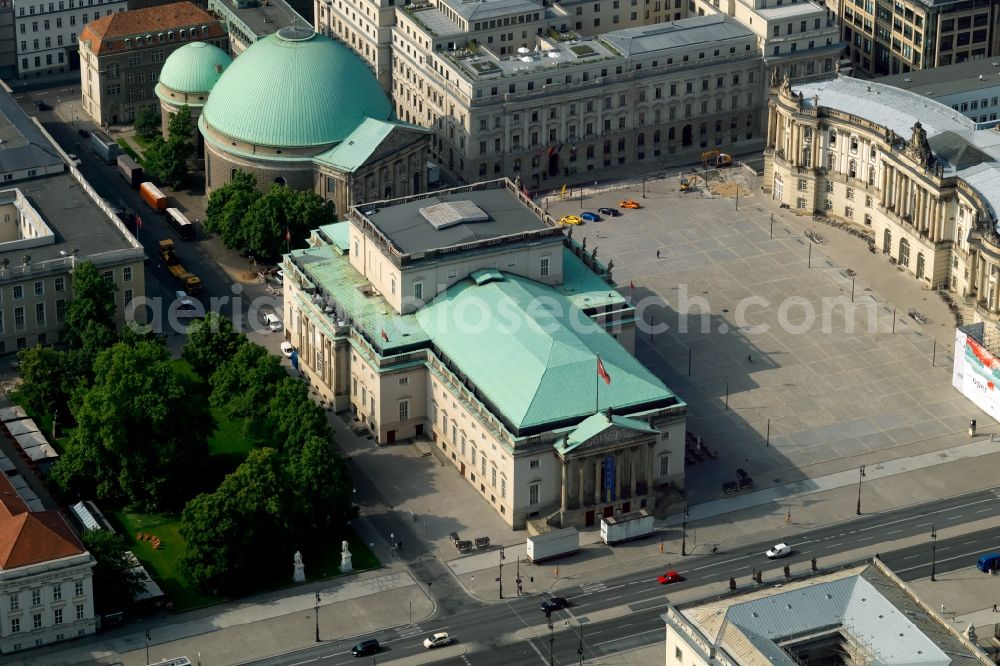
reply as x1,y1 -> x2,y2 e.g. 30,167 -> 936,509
765,74 -> 1000,340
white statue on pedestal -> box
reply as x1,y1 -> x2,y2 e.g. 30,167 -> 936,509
292,550 -> 306,583
340,540 -> 353,573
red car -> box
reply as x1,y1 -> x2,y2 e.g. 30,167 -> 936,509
658,570 -> 683,584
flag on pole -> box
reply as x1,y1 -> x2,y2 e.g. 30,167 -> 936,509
284,227 -> 291,242
629,280 -> 635,290
560,184 -> 567,199
135,216 -> 143,229
381,329 -> 389,342
597,356 -> 611,385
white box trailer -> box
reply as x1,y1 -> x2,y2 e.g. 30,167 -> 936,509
526,527 -> 579,563
600,509 -> 654,545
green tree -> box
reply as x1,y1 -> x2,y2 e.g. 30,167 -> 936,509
261,377 -> 331,453
241,186 -> 337,261
51,340 -> 211,510
182,313 -> 246,379
180,448 -> 291,595
209,342 -> 286,424
16,346 -> 76,419
204,171 -> 260,251
134,106 -> 161,139
288,436 -> 356,533
63,261 -> 116,349
139,107 -> 195,189
81,529 -> 145,613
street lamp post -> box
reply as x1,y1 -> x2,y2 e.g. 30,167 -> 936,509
547,611 -> 555,666
390,532 -> 396,558
498,546 -> 505,599
930,525 -> 937,582
681,503 -> 689,556
145,629 -> 150,665
855,465 -> 866,515
315,592 -> 321,642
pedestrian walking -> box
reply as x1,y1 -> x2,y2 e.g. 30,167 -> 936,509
656,249 -> 661,259
747,353 -> 753,363
993,604 -> 997,612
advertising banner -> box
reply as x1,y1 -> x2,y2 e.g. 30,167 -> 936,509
952,327 -> 1000,421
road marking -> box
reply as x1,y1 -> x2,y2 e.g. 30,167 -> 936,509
606,595 -> 623,601
894,550 -> 989,574
857,537 -> 874,542
903,554 -> 920,560
830,543 -> 842,548
594,627 -> 662,646
887,529 -> 902,535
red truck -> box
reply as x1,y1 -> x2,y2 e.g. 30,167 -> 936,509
139,182 -> 168,211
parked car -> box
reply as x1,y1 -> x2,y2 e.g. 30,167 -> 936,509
559,215 -> 582,226
766,543 -> 792,559
280,341 -> 295,357
67,153 -> 81,166
263,312 -> 283,332
351,639 -> 380,657
77,128 -> 90,138
977,553 -> 1000,572
540,597 -> 569,613
274,269 -> 284,286
580,211 -> 601,222
618,199 -> 641,209
598,207 -> 621,217
658,570 -> 683,584
423,632 -> 452,649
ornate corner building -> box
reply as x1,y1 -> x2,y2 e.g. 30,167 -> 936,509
764,73 -> 1000,339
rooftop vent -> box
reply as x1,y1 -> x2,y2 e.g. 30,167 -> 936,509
419,200 -> 489,230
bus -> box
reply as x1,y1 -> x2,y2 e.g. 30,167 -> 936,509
165,208 -> 195,240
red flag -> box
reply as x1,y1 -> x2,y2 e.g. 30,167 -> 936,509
629,280 -> 635,290
284,227 -> 291,242
597,357 -> 611,385
381,329 -> 389,342
135,216 -> 142,229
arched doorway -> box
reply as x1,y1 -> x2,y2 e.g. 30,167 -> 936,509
413,172 -> 421,193
883,228 -> 892,255
548,152 -> 560,177
682,124 -> 693,147
274,176 -> 287,186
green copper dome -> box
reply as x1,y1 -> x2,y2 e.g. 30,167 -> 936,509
201,27 -> 393,148
157,41 -> 232,95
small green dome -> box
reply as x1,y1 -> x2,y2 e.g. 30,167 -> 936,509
157,42 -> 232,95
201,27 -> 393,148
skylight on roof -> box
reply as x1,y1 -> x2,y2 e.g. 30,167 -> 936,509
419,200 -> 490,230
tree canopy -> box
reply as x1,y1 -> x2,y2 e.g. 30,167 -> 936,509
205,174 -> 337,261
182,313 -> 245,378
134,107 -> 161,140
140,106 -> 195,189
16,346 -> 77,420
51,340 -> 212,511
63,261 -> 116,348
209,342 -> 286,426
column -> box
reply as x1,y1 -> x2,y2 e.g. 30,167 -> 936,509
629,446 -> 638,499
880,164 -> 889,204
614,450 -> 624,502
979,259 -> 987,303
593,456 -> 602,506
577,459 -> 585,508
647,443 -> 656,484
560,458 -> 569,514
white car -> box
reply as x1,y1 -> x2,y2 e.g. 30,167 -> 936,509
423,632 -> 452,649
67,153 -> 81,166
275,269 -> 284,286
280,341 -> 294,357
263,312 -> 282,332
766,543 -> 792,559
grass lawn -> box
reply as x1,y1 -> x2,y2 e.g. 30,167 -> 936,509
116,139 -> 140,161
112,510 -> 220,611
305,531 -> 380,580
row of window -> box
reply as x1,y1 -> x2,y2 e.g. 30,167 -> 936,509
7,604 -> 86,634
8,581 -> 85,611
122,25 -> 214,49
21,34 -> 71,52
21,50 -> 66,70
19,0 -> 113,16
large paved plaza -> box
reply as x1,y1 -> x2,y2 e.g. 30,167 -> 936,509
546,172 -> 992,504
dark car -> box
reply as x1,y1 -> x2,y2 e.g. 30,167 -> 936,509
352,639 -> 380,657
598,207 -> 621,217
540,597 -> 569,613
581,211 -> 601,222
77,128 -> 90,138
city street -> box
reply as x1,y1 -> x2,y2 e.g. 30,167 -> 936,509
249,488 -> 1000,665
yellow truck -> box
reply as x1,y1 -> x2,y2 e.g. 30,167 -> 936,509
158,239 -> 202,295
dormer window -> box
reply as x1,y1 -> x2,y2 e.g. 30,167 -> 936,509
179,29 -> 186,39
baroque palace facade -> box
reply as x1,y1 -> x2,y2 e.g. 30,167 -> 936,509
765,73 -> 1000,338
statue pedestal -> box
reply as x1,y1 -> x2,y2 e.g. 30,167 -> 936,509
341,552 -> 353,573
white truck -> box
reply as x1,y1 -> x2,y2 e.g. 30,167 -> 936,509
600,509 -> 654,545
526,527 -> 579,563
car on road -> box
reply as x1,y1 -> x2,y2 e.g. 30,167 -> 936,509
66,153 -> 81,166
598,207 -> 621,217
274,269 -> 284,286
766,543 -> 792,559
77,128 -> 89,138
263,312 -> 283,332
423,632 -> 452,649
580,211 -> 601,222
540,597 -> 569,613
618,199 -> 641,209
351,639 -> 380,657
657,570 -> 683,584
280,341 -> 294,357
559,215 -> 582,226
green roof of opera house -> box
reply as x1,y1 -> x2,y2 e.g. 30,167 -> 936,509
290,244 -> 674,433
156,41 -> 232,95
201,26 -> 392,148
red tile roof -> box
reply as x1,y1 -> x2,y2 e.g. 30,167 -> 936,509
0,474 -> 83,570
81,2 -> 225,56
